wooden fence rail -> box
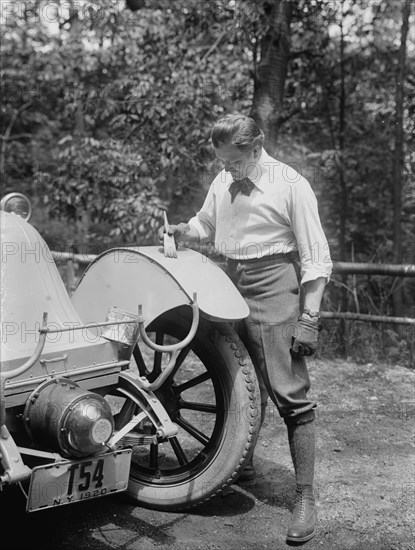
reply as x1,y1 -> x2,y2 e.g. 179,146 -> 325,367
51,251 -> 415,326
319,311 -> 415,325
331,262 -> 415,277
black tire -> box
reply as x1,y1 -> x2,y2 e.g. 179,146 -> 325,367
112,308 -> 261,511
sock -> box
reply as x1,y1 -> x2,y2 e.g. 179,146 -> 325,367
287,418 -> 316,488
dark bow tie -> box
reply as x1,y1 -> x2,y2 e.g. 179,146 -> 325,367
228,178 -> 255,203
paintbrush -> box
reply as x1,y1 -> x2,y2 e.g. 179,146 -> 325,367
163,210 -> 177,258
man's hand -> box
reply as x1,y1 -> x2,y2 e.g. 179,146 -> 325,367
290,314 -> 323,359
158,222 -> 191,245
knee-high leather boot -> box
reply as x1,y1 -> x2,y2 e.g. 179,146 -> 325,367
286,418 -> 317,542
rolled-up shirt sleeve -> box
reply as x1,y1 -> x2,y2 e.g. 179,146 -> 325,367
289,177 -> 333,285
188,183 -> 217,242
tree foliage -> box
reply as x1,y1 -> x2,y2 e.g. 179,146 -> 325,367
1,0 -> 253,242
1,0 -> 414,321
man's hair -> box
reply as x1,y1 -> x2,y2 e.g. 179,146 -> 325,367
211,114 -> 265,152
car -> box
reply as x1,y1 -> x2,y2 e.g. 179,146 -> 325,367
0,192 -> 261,512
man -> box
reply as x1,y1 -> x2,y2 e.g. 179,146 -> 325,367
158,114 -> 332,543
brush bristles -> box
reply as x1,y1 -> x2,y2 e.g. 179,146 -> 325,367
163,233 -> 177,258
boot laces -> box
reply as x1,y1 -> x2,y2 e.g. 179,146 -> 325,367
297,492 -> 306,520
295,487 -> 312,521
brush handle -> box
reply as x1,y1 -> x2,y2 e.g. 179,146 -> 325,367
163,210 -> 170,232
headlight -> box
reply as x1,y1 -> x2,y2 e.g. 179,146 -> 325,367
24,378 -> 114,458
0,192 -> 32,221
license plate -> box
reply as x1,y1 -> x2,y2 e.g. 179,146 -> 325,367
26,449 -> 132,512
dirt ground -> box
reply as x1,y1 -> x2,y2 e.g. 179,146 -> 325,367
3,357 -> 415,550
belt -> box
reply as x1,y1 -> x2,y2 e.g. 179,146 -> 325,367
226,251 -> 299,266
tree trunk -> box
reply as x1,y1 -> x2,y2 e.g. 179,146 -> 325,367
67,0 -> 85,137
250,0 -> 294,151
391,0 -> 411,317
338,3 -> 347,264
338,0 -> 349,356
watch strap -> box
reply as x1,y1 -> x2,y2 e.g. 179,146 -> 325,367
303,307 -> 320,319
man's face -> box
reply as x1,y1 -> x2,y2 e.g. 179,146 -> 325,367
214,143 -> 260,181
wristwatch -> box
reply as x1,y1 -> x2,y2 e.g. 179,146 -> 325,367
303,308 -> 320,319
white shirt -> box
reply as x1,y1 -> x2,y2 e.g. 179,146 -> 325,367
188,148 -> 332,285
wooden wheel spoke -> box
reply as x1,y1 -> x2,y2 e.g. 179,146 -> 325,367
164,344 -> 192,383
175,417 -> 210,446
169,437 -> 188,465
174,371 -> 211,394
179,401 -> 217,414
153,331 -> 164,375
133,345 -> 149,377
114,398 -> 137,430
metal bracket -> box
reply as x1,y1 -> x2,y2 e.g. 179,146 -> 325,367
0,425 -> 32,486
107,371 -> 178,449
